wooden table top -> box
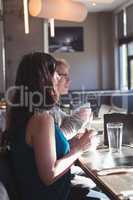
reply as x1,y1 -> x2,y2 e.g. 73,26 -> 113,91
78,146 -> 133,200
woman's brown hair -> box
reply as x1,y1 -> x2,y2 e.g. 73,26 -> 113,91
7,52 -> 57,135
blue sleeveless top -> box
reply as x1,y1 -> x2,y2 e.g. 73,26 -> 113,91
10,123 -> 71,200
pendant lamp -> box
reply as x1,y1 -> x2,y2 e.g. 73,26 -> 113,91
29,0 -> 88,22
87,0 -> 114,3
23,0 -> 29,34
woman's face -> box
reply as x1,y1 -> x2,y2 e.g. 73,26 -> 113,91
56,65 -> 70,95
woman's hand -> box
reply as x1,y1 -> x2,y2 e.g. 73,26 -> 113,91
77,108 -> 92,123
78,129 -> 97,152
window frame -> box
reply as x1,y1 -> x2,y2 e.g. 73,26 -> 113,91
116,5 -> 133,91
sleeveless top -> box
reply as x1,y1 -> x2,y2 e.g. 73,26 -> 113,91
10,122 -> 71,200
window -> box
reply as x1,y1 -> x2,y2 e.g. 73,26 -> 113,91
127,42 -> 133,89
117,5 -> 133,90
128,42 -> 133,56
119,44 -> 128,90
126,5 -> 133,37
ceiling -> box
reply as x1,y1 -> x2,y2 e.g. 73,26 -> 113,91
75,0 -> 130,12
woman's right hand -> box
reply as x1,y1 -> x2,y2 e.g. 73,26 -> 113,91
77,108 -> 92,124
78,129 -> 97,152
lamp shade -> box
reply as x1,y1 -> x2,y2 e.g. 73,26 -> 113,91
29,0 -> 88,22
87,0 -> 114,3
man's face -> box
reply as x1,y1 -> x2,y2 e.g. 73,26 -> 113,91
57,65 -> 70,95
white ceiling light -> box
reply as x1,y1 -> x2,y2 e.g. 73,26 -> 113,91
92,2 -> 96,6
23,0 -> 29,34
49,18 -> 55,37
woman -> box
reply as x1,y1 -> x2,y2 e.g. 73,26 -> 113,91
52,59 -> 110,200
7,52 -> 95,200
51,58 -> 92,139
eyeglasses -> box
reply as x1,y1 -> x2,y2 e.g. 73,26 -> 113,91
58,73 -> 70,80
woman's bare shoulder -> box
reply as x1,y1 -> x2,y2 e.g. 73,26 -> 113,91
31,111 -> 54,125
26,111 -> 54,139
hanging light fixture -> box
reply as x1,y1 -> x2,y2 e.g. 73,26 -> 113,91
29,0 -> 88,22
23,0 -> 29,34
49,18 -> 55,37
92,2 -> 96,6
88,0 -> 114,3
